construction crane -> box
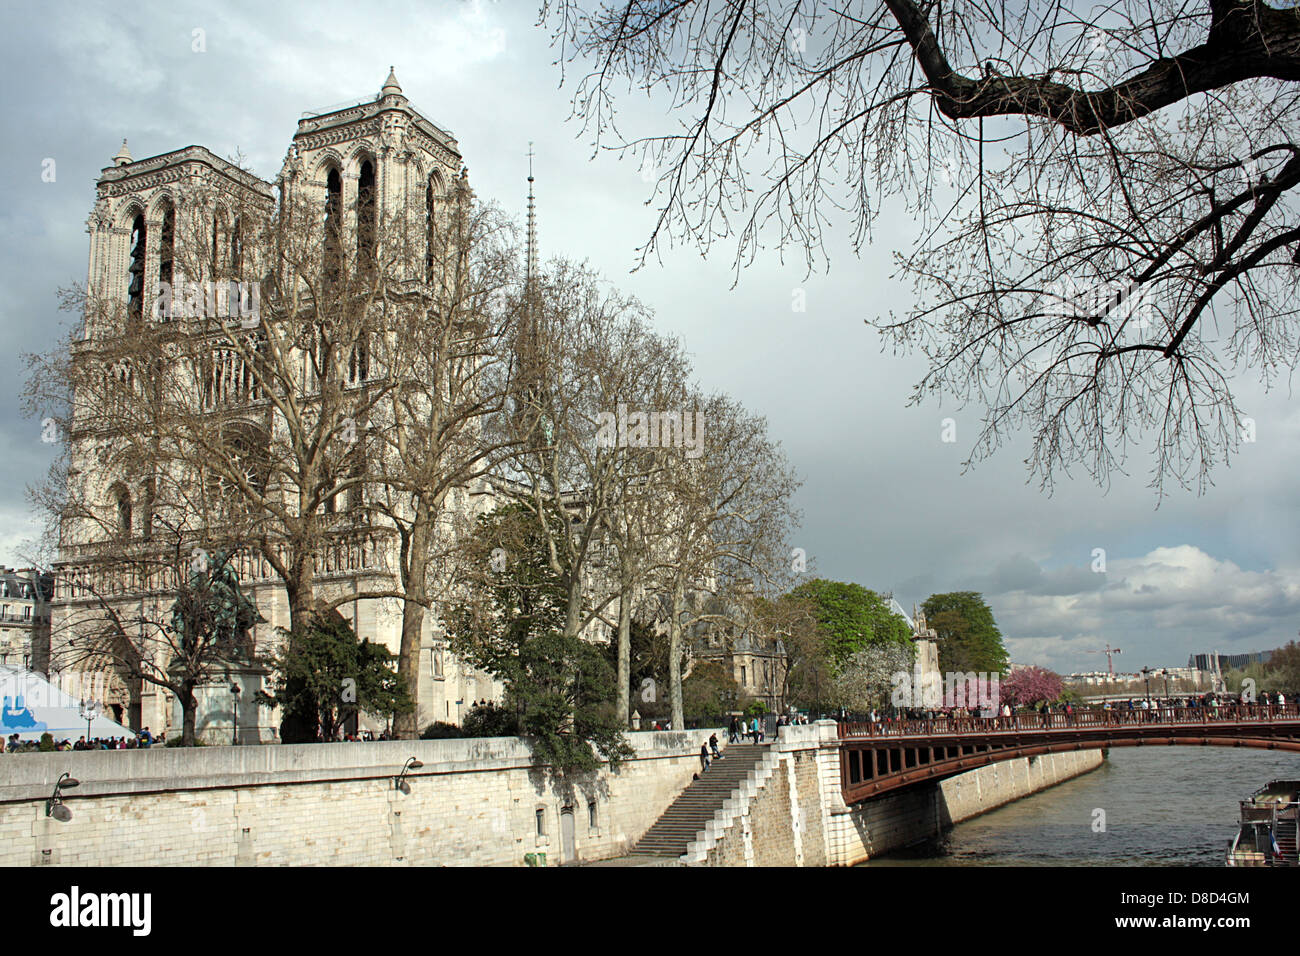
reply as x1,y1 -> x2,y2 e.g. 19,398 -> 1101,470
886,597 -> 915,631
1086,643 -> 1122,676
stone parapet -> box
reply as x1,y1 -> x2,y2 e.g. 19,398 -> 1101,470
0,730 -> 720,867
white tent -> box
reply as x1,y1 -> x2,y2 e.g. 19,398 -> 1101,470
0,665 -> 132,742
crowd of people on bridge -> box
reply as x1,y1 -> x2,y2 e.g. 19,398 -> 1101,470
849,690 -> 1295,734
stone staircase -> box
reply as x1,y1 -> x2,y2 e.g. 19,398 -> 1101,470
633,742 -> 771,858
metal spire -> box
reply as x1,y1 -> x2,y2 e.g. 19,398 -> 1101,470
526,142 -> 538,289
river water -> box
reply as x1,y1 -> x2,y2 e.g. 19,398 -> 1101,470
863,747 -> 1300,866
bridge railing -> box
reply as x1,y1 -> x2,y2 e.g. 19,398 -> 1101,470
838,702 -> 1300,739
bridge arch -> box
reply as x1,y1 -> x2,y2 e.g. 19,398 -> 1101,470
839,706 -> 1300,803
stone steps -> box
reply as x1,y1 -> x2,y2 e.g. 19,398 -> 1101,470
633,744 -> 771,857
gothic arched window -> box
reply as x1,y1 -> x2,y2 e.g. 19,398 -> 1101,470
158,201 -> 176,305
425,173 -> 441,282
110,482 -> 132,539
212,208 -> 227,276
127,214 -> 147,321
229,215 -> 243,277
348,334 -> 368,385
324,167 -> 343,286
357,159 -> 376,273
140,478 -> 155,541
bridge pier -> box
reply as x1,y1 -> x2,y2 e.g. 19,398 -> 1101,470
676,721 -> 1105,866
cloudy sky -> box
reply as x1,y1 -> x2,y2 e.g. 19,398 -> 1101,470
3,0 -> 1298,675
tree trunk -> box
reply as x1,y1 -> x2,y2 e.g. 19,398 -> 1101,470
395,516 -> 431,740
279,551 -> 318,743
617,583 -> 631,727
564,571 -> 584,639
181,683 -> 197,747
669,582 -> 685,730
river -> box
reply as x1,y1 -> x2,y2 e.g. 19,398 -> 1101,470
863,747 -> 1300,866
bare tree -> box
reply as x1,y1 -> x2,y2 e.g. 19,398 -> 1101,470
651,388 -> 802,728
368,178 -> 524,738
29,170 -> 419,742
601,331 -> 695,726
544,0 -> 1300,493
748,590 -> 827,713
496,259 -> 675,645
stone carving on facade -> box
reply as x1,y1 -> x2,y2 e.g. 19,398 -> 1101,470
380,111 -> 407,152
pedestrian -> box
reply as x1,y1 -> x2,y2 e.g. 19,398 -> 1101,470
699,743 -> 710,772
709,733 -> 722,759
728,716 -> 739,743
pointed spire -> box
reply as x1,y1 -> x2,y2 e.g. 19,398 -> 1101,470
382,66 -> 402,97
526,143 -> 538,289
522,144 -> 544,417
113,138 -> 132,167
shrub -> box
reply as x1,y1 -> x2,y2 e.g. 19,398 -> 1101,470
420,722 -> 467,740
461,702 -> 519,738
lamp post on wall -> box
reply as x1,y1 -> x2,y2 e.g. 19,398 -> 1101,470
230,683 -> 240,746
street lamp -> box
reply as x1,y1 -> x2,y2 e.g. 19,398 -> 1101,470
394,757 -> 423,794
78,698 -> 100,743
1141,666 -> 1153,702
230,683 -> 240,746
45,772 -> 79,822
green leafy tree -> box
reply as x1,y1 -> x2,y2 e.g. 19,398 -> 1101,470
787,579 -> 912,672
512,632 -> 634,772
461,701 -> 520,737
922,592 -> 1010,675
447,506 -> 633,772
420,721 -> 466,740
446,503 -> 570,681
603,618 -> 672,722
1229,642 -> 1300,696
257,613 -> 412,742
1266,641 -> 1300,694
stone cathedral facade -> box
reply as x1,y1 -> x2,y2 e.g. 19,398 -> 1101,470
50,71 -> 503,742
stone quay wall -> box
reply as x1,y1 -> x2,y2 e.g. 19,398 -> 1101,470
0,722 -> 1103,867
0,730 -> 717,867
688,721 -> 1105,866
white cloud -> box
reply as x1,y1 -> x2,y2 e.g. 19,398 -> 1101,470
990,546 -> 1300,672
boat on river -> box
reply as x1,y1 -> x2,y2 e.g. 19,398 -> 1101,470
1226,780 -> 1300,866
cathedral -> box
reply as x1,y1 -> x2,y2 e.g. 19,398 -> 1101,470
50,71 -> 505,742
